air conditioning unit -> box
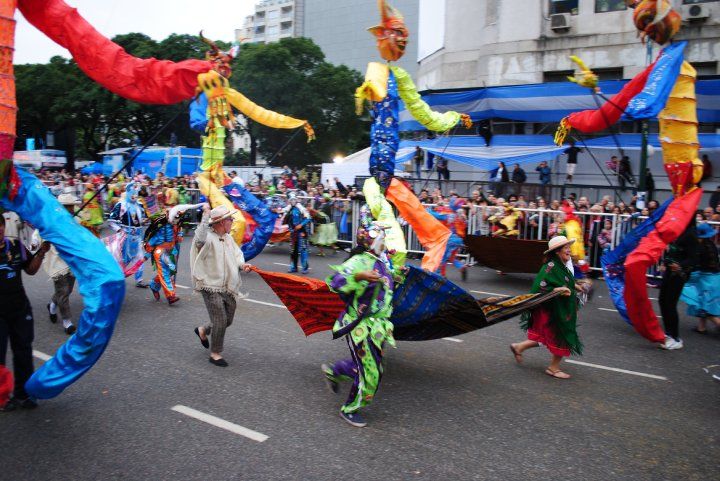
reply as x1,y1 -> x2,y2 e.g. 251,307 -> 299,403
550,13 -> 571,32
683,4 -> 710,21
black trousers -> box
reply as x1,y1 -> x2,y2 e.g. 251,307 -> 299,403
658,270 -> 687,340
0,296 -> 34,399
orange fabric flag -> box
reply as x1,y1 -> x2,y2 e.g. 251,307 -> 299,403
385,179 -> 451,272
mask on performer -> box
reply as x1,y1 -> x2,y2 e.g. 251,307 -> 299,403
368,0 -> 409,62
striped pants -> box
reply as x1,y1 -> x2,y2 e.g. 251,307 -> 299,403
52,273 -> 76,321
200,291 -> 237,353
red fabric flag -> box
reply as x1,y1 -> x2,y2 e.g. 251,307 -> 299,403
0,365 -> 12,409
624,188 -> 703,342
251,267 -> 341,336
566,63 -> 654,133
18,0 -> 213,105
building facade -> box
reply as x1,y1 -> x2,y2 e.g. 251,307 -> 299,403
416,0 -> 720,91
236,0 -> 303,45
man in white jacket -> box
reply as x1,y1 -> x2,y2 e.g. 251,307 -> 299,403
191,204 -> 252,367
44,193 -> 82,335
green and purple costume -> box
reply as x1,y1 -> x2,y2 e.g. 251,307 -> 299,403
325,252 -> 399,414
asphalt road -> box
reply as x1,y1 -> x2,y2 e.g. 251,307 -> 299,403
1,242 -> 718,480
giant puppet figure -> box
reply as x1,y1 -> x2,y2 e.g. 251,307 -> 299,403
354,0 -> 473,272
555,0 -> 704,344
0,0 -> 255,400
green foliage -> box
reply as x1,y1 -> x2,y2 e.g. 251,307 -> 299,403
15,35 -> 368,168
231,37 -> 368,167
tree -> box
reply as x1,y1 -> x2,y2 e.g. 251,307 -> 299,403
231,37 -> 368,167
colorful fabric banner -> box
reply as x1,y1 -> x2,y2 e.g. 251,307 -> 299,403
624,188 -> 703,342
223,182 -> 277,261
601,198 -> 672,324
18,0 -> 213,105
102,230 -> 145,278
626,41 -> 686,120
0,169 -> 125,399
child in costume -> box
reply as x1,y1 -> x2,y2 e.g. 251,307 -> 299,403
321,222 -> 404,427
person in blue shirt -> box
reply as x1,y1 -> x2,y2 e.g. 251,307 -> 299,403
283,193 -> 311,274
536,161 -> 552,185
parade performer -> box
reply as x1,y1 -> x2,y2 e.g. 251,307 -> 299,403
191,205 -> 252,367
489,203 -> 522,238
510,236 -> 584,379
79,182 -> 104,237
658,219 -> 698,350
309,198 -> 339,256
427,201 -> 467,278
681,223 -> 720,334
43,193 -> 82,335
284,194 -> 311,274
108,181 -> 147,287
321,222 -> 403,427
143,205 -> 197,305
0,213 -> 50,411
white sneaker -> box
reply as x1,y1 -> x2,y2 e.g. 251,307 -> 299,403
659,336 -> 684,350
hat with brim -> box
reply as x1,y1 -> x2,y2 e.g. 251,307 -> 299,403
544,235 -> 575,255
57,193 -> 81,206
209,205 -> 237,225
696,223 -> 717,239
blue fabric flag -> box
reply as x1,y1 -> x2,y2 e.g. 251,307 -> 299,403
0,169 -> 125,399
626,41 -> 686,120
601,198 -> 672,324
223,182 -> 277,260
189,93 -> 209,132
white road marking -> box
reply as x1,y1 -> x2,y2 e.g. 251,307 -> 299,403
176,284 -> 191,289
32,350 -> 52,361
442,338 -> 464,343
565,360 -> 668,381
598,307 -> 661,318
471,290 -> 509,297
171,405 -> 269,442
243,298 -> 286,309
273,262 -> 291,267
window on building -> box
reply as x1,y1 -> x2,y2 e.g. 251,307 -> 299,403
550,0 -> 579,15
692,61 -> 718,78
255,26 -> 265,34
543,70 -> 574,83
281,6 -> 293,16
593,67 -> 624,80
267,25 -> 279,36
595,0 -> 627,13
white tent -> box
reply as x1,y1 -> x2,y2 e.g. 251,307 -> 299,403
320,147 -> 411,186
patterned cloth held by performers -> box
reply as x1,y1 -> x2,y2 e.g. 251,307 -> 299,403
521,255 -> 583,357
325,249 -> 400,414
144,215 -> 183,300
427,204 -> 466,275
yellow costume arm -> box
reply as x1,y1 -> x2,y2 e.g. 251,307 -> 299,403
355,62 -> 390,114
390,66 -> 472,132
362,177 -> 407,266
224,88 -> 315,141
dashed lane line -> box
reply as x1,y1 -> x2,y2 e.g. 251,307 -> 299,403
243,298 -> 287,309
565,360 -> 668,381
32,350 -> 52,361
171,405 -> 269,442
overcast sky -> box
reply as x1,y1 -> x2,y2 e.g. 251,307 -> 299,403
13,0 -> 254,64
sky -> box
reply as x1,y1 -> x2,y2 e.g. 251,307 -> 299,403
13,0 -> 255,64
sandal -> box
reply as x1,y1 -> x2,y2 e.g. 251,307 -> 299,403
509,344 -> 523,364
545,368 -> 571,379
692,327 -> 708,335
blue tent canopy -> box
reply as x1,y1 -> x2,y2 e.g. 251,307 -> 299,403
100,147 -> 202,179
398,79 -> 720,131
395,133 -> 720,171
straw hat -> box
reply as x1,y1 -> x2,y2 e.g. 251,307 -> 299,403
544,235 -> 575,255
209,205 -> 237,225
57,193 -> 81,206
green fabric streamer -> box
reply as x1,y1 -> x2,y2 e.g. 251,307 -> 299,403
520,254 -> 583,355
390,66 -> 462,133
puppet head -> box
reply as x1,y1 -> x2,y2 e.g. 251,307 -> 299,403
368,0 -> 409,62
630,0 -> 681,45
200,31 -> 235,78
